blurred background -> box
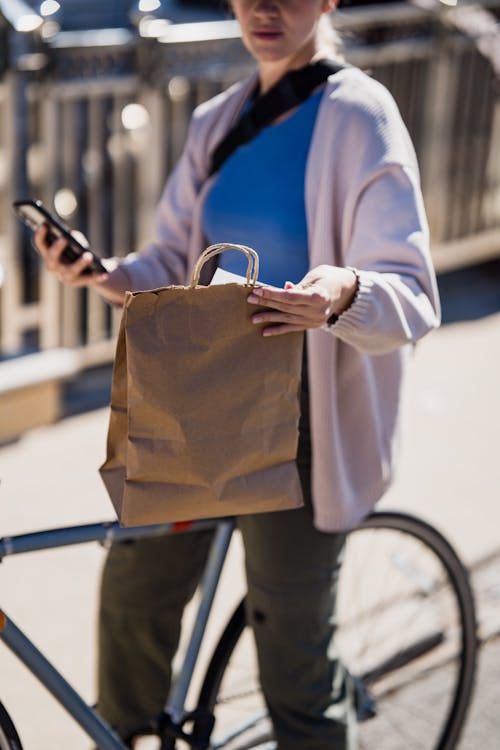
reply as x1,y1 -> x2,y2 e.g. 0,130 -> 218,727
0,0 -> 498,394
0,1 -> 499,748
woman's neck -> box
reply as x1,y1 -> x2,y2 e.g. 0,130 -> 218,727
258,45 -> 320,95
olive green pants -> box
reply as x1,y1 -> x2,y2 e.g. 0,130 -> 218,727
97,360 -> 356,747
97,509 -> 355,749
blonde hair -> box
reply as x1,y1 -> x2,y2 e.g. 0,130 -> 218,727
316,13 -> 344,60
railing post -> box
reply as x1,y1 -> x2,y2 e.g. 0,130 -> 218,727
484,100 -> 500,228
419,13 -> 460,245
0,28 -> 40,354
39,89 -> 63,350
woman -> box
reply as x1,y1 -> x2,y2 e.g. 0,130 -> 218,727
36,1 -> 440,747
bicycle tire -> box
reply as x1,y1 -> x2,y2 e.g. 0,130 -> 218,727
0,702 -> 23,750
196,511 -> 478,750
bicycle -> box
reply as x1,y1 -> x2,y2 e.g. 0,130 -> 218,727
0,509 -> 477,750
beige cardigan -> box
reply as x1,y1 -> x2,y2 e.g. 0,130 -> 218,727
106,66 -> 440,531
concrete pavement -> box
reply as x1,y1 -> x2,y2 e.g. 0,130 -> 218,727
1,260 -> 500,748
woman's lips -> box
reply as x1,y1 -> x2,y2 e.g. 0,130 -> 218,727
252,29 -> 283,40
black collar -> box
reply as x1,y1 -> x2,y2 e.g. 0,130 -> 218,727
209,59 -> 346,176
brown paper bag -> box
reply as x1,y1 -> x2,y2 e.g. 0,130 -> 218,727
99,243 -> 304,526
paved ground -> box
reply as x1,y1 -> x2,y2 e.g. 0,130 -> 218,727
0,260 -> 499,748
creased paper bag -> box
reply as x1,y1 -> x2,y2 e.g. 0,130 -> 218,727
99,243 -> 304,526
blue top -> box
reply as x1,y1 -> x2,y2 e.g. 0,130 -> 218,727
202,89 -> 323,287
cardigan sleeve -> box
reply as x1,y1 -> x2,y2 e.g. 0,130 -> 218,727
316,72 -> 441,354
103,113 -> 207,295
331,161 -> 441,354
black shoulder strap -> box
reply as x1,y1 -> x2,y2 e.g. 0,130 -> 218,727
208,59 -> 345,177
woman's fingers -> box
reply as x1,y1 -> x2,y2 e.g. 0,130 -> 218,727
252,306 -> 324,326
33,224 -> 52,255
249,287 -> 329,314
33,224 -> 104,286
261,323 -> 305,337
34,225 -> 66,267
249,283 -> 325,307
249,302 -> 327,336
55,252 -> 98,285
248,283 -> 331,335
247,266 -> 358,336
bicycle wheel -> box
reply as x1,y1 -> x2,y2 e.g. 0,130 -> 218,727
196,511 -> 477,750
0,702 -> 23,750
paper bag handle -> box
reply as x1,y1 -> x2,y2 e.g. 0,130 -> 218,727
190,243 -> 259,288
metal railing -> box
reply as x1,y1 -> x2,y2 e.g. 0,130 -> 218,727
0,2 -> 499,366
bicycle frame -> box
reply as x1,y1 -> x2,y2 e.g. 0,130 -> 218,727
0,510 -> 479,750
0,517 -> 236,749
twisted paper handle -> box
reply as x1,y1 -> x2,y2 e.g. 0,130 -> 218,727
190,243 -> 259,288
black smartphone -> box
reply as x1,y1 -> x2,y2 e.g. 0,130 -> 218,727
12,199 -> 107,276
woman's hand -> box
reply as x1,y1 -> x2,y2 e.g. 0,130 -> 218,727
247,265 -> 358,337
34,224 -> 111,287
